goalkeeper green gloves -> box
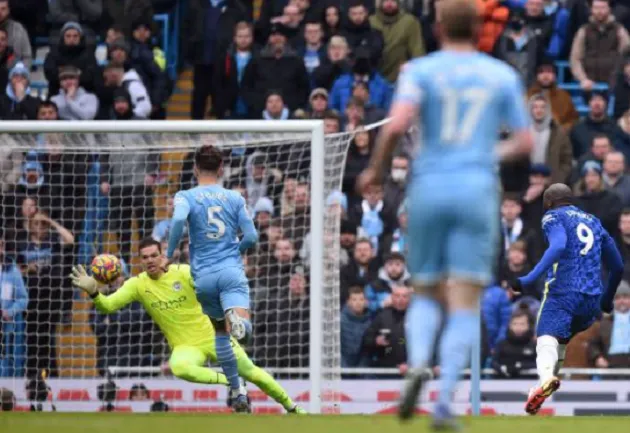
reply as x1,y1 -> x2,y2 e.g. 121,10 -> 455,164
70,265 -> 99,297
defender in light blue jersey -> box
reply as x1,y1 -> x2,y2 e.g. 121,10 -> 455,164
166,145 -> 258,413
357,0 -> 533,427
511,184 -> 623,415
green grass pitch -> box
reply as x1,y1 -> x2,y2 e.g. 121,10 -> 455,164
2,413 -> 629,433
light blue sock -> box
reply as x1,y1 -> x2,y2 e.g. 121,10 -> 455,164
438,309 -> 478,407
406,295 -> 442,369
215,334 -> 241,390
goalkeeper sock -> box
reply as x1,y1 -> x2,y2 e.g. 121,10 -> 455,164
238,356 -> 295,410
437,309 -> 477,408
215,334 -> 241,390
406,295 -> 442,370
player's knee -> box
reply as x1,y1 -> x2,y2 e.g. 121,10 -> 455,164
169,359 -> 191,380
536,335 -> 559,354
226,309 -> 252,344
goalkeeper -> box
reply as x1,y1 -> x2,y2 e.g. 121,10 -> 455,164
70,237 -> 305,414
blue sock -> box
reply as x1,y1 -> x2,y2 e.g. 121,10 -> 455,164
242,318 -> 252,344
215,334 -> 241,390
438,309 -> 477,407
406,295 -> 442,370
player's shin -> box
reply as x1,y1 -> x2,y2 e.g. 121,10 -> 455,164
406,293 -> 442,371
553,344 -> 566,377
536,335 -> 559,385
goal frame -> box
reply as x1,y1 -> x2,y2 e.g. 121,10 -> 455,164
0,120 -> 326,414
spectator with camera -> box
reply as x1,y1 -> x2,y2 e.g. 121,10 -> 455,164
362,285 -> 410,368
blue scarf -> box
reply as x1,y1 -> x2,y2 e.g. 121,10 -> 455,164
361,200 -> 384,251
263,107 -> 289,120
391,228 -> 406,254
609,311 -> 630,355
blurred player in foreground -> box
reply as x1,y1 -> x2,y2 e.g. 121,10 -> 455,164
357,0 -> 533,427
166,145 -> 258,412
70,238 -> 305,414
509,184 -> 623,414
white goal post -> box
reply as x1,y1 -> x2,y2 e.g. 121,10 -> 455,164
0,120 -> 333,414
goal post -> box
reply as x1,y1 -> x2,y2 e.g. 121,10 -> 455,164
0,120 -> 336,414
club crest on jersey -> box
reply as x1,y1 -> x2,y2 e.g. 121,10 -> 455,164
173,282 -> 182,292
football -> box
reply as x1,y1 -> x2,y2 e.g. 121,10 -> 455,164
90,254 -> 122,284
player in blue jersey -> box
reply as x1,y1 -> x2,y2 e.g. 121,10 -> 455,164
509,184 -> 623,415
166,145 -> 258,412
357,0 -> 533,428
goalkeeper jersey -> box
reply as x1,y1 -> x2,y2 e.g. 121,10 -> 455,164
93,264 -> 214,348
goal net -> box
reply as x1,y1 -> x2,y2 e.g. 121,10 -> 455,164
0,120 -> 359,413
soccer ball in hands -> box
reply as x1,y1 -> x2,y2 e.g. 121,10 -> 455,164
91,254 -> 122,284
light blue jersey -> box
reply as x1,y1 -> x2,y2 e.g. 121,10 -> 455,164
394,50 -> 530,284
395,51 -> 529,181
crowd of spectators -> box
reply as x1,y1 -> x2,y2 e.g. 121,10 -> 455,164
1,0 -> 630,381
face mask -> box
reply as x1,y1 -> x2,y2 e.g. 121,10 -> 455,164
391,168 -> 407,182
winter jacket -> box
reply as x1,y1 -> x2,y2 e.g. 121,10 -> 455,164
369,9 -> 424,82
526,83 -> 579,131
340,20 -> 384,68
0,19 -> 32,67
340,306 -> 372,367
44,30 -> 99,97
604,174 -> 630,208
47,0 -> 102,32
103,0 -> 154,36
363,306 -> 407,368
587,313 -> 630,368
0,260 -> 28,318
130,40 -> 170,108
241,45 -> 310,115
0,86 -> 40,120
482,285 -> 512,351
569,116 -> 630,161
576,188 -> 623,240
312,58 -> 351,91
0,47 -> 16,91
340,259 -> 380,304
492,28 -> 544,86
120,69 -> 152,119
364,267 -> 411,316
51,87 -> 99,120
477,0 -> 509,54
492,329 -> 537,378
329,72 -> 392,112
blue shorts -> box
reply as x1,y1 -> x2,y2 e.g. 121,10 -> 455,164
537,291 -> 601,342
406,176 -> 499,286
194,267 -> 250,320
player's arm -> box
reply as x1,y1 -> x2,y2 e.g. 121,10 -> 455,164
516,218 -> 567,289
358,64 -> 419,192
70,265 -> 139,313
600,232 -> 624,314
497,72 -> 534,162
166,192 -> 190,260
237,195 -> 258,253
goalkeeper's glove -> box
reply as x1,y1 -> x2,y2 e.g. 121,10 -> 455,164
70,265 -> 99,297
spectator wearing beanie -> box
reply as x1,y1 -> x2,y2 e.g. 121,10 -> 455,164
186,0 -> 248,120
307,87 -> 328,118
575,160 -> 623,239
0,28 -> 16,91
47,0 -> 101,45
340,0 -> 384,69
570,90 -> 630,161
44,21 -> 99,97
526,60 -> 579,131
0,62 -> 39,120
109,87 -> 140,120
51,66 -> 99,120
330,47 -> 391,113
369,0 -> 424,82
242,23 -> 309,117
0,0 -> 32,67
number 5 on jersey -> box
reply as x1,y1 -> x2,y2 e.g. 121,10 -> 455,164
577,223 -> 594,255
207,206 -> 225,239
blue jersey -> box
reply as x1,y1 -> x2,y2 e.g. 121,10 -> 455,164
393,51 -> 529,181
542,205 -> 611,296
172,185 -> 254,280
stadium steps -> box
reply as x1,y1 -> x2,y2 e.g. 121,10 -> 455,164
57,292 -> 99,377
166,67 -> 194,119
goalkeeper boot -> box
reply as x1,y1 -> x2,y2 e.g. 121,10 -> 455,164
287,404 -> 307,414
398,368 -> 432,422
431,403 -> 460,432
525,376 -> 560,415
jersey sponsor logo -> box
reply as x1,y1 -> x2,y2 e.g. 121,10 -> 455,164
150,295 -> 187,311
173,282 -> 182,292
